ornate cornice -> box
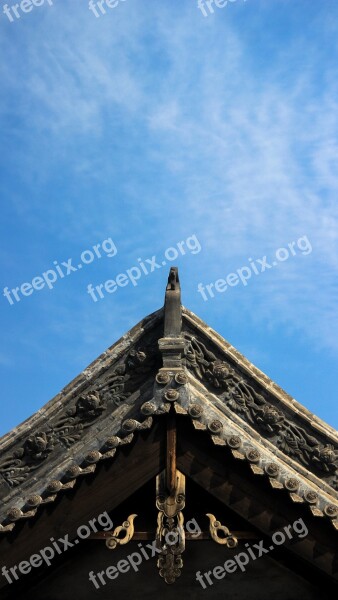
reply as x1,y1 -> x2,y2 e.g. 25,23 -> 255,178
0,309 -> 163,523
0,274 -> 337,536
182,308 -> 338,490
0,364 -> 337,533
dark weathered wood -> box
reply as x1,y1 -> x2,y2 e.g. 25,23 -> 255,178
176,420 -> 338,582
164,267 -> 181,337
88,530 -> 259,540
166,410 -> 177,494
3,539 -> 334,600
0,422 -> 165,584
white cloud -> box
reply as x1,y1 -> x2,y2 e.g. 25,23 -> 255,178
1,1 -> 338,354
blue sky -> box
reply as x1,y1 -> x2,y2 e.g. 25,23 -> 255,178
0,0 -> 338,435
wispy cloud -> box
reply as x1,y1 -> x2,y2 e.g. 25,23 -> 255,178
1,1 -> 338,431
1,2 -> 338,348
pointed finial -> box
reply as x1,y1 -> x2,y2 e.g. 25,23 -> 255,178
164,267 -> 181,337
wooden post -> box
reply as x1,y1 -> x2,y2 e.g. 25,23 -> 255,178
166,409 -> 177,495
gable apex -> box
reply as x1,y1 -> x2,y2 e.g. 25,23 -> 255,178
0,269 -> 337,537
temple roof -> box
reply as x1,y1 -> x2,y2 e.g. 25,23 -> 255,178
0,267 -> 337,537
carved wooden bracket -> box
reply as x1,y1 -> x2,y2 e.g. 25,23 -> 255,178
206,513 -> 238,548
105,514 -> 137,550
156,470 -> 186,585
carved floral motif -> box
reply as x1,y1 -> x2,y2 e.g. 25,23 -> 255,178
0,343 -> 160,488
23,432 -> 54,460
311,444 -> 337,473
256,405 -> 285,433
0,459 -> 30,488
98,346 -> 158,406
183,334 -> 338,484
76,392 -> 105,419
0,431 -> 55,487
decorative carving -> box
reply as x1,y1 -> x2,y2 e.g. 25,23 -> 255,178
255,405 -> 284,434
99,345 -> 160,407
208,420 -> 223,434
24,432 -> 54,460
156,372 -> 171,385
0,459 -> 29,487
228,436 -> 241,449
164,389 -> 179,402
26,495 -> 42,508
84,450 -> 102,464
183,334 -> 338,484
157,552 -> 183,585
105,515 -> 137,550
265,463 -> 280,478
206,514 -> 238,548
175,372 -> 188,385
246,449 -> 260,463
65,465 -> 81,479
188,403 -> 203,418
7,508 -> 23,522
284,478 -> 299,492
121,417 -> 152,434
41,342 -> 159,452
304,491 -> 318,504
0,332 -> 162,492
102,434 -> 133,450
141,401 -> 157,415
311,445 -> 337,473
122,419 -> 139,433
156,470 -> 185,585
324,505 -> 338,518
76,392 -> 105,419
0,429 -> 141,530
50,391 -> 106,448
46,480 -> 63,493
0,430 -> 55,487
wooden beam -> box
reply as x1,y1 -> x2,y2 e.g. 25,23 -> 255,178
166,409 -> 177,494
87,530 -> 259,540
176,424 -> 338,580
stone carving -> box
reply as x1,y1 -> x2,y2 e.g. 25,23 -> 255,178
183,334 -> 338,483
52,345 -> 157,446
52,391 -> 106,448
0,343 -> 159,488
311,445 -> 337,474
76,391 -> 106,419
23,432 -> 54,460
0,431 -> 55,487
0,458 -> 30,488
98,347 -> 159,406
